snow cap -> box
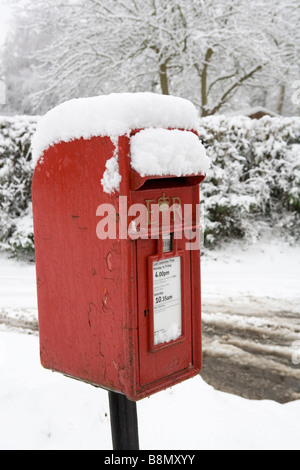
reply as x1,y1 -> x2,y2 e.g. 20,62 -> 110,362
32,92 -> 199,164
131,128 -> 210,177
32,92 -> 210,193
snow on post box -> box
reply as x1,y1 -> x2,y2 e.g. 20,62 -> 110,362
31,93 -> 211,401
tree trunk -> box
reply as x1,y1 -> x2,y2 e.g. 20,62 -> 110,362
277,85 -> 286,115
201,48 -> 214,117
159,61 -> 169,95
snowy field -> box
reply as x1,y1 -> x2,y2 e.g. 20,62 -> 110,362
0,238 -> 300,450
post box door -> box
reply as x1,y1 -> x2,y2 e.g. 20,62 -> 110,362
136,235 -> 193,387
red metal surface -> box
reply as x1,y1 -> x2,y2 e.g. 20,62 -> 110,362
131,181 -> 202,393
32,130 -> 205,401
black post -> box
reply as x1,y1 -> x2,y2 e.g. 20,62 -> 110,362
108,391 -> 140,450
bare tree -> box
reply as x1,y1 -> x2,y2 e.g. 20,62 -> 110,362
4,0 -> 300,115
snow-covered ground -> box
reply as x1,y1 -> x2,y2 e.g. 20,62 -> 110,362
0,254 -> 38,331
0,238 -> 300,450
202,237 -> 300,312
0,330 -> 300,450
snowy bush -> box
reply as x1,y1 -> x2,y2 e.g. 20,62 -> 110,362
0,114 -> 300,259
199,116 -> 300,245
0,116 -> 38,258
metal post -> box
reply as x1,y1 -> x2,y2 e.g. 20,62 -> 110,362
108,391 -> 140,450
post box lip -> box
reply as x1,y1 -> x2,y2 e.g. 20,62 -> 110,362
129,128 -> 207,190
130,170 -> 206,191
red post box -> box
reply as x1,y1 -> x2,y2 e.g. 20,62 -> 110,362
32,93 -> 210,401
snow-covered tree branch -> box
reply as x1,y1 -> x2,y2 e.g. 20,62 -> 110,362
2,0 -> 300,116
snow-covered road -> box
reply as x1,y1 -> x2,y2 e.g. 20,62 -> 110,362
201,239 -> 300,402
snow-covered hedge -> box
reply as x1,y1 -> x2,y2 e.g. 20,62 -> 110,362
0,114 -> 300,258
0,116 -> 38,258
199,116 -> 300,245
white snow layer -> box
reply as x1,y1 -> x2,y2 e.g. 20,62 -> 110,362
130,128 -> 210,177
100,136 -> 122,195
31,93 -> 199,166
1,330 -> 300,450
